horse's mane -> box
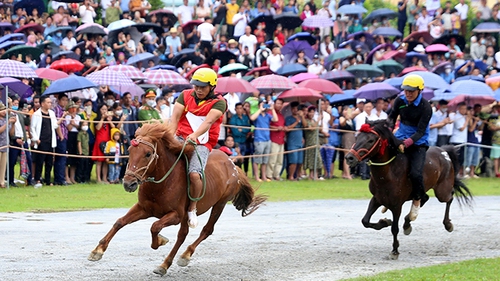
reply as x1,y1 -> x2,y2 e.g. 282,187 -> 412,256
136,123 -> 195,156
366,120 -> 399,154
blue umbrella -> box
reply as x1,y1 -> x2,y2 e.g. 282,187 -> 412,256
329,90 -> 357,106
14,0 -> 46,16
494,89 -> 500,101
337,5 -> 367,15
46,26 -> 73,37
362,8 -> 398,25
0,33 -> 26,44
455,75 -> 485,83
450,80 -> 494,97
276,63 -> 308,77
431,89 -> 457,101
404,51 -> 428,66
148,64 -> 176,71
354,82 -> 400,100
0,40 -> 24,51
52,50 -> 80,61
372,27 -> 402,37
347,31 -> 373,41
107,19 -> 137,31
127,52 -> 160,66
218,63 -> 248,75
384,77 -> 404,89
281,40 -> 315,59
454,59 -> 488,76
287,32 -> 316,45
402,71 -> 449,90
472,22 -> 500,33
43,75 -> 98,96
346,64 -> 384,78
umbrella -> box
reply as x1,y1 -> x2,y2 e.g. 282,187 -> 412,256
347,31 -> 374,41
77,25 -> 107,36
46,26 -> 73,37
50,59 -> 84,73
242,75 -> 254,82
0,23 -> 15,36
404,51 -> 428,66
494,89 -> 500,101
450,80 -> 494,97
245,66 -> 274,76
432,34 -> 466,51
365,43 -> 394,64
13,0 -> 46,15
430,89 -> 457,101
1,45 -> 43,61
372,27 -> 402,37
134,23 -> 164,36
346,64 -> 384,78
148,9 -> 178,26
75,23 -> 106,33
0,59 -> 37,78
384,77 -> 404,89
274,13 -> 303,30
0,77 -> 33,98
425,44 -> 449,53
403,31 -> 433,45
107,65 -> 146,80
250,74 -> 297,93
15,23 -> 44,35
184,64 -> 211,79
127,52 -> 160,66
399,88 -> 434,100
447,94 -> 496,110
172,53 -> 203,69
248,14 -> 275,34
37,41 -> 60,55
302,15 -> 334,28
472,22 -> 500,33
278,87 -> 323,102
107,19 -> 137,32
287,32 -> 316,45
298,78 -> 343,94
327,49 -> 355,63
354,83 -> 400,100
52,50 -> 80,61
329,90 -> 357,106
181,20 -> 203,32
282,40 -> 316,60
110,83 -> 145,98
402,71 -> 449,90
42,75 -> 97,96
144,69 -> 189,85
87,69 -> 136,88
215,77 -> 258,93
0,33 -> 26,45
170,48 -> 196,66
455,75 -> 485,83
148,64 -> 177,71
374,60 -> 404,77
320,70 -> 355,82
290,73 -> 318,83
208,51 -> 237,67
381,50 -> 407,62
337,4 -> 367,14
35,68 -> 69,81
362,8 -> 398,25
431,61 -> 453,74
218,63 -> 249,75
276,64 -> 308,76
0,40 -> 25,51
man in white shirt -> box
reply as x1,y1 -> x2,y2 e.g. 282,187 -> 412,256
61,30 -> 77,51
449,102 -> 469,177
177,0 -> 194,25
232,6 -> 249,40
354,101 -> 376,132
308,54 -> 325,75
266,46 -> 284,72
198,17 -> 216,58
455,0 -> 468,36
415,7 -> 432,32
79,0 -> 96,24
238,26 -> 257,55
370,98 -> 388,120
435,100 -> 453,146
224,92 -> 241,115
320,35 -> 335,58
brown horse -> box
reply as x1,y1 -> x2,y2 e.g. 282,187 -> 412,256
88,123 -> 266,276
345,120 -> 473,259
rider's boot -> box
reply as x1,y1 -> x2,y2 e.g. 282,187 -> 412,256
187,172 -> 202,228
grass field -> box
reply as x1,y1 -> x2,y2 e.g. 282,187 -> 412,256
0,175 -> 499,213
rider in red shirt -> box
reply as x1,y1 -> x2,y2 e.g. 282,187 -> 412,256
170,68 -> 227,228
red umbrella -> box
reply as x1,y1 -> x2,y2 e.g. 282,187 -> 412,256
215,77 -> 258,93
290,73 -> 318,83
425,44 -> 449,53
35,68 -> 69,81
181,20 -> 203,34
50,59 -> 84,74
278,87 -> 323,102
403,31 -> 433,45
250,74 -> 297,93
298,78 -> 343,94
398,66 -> 428,77
15,23 -> 44,34
381,50 -> 406,62
245,66 -> 274,76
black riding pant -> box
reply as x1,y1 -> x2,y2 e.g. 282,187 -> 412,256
406,145 -> 428,200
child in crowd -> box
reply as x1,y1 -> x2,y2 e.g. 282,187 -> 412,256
76,121 -> 90,183
224,135 -> 242,167
105,128 -> 124,184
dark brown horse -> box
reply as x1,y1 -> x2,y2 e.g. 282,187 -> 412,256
88,123 -> 266,276
345,120 -> 473,259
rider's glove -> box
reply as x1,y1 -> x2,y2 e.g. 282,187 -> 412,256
402,138 -> 413,148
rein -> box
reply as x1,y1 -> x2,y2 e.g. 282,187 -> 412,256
349,127 -> 395,166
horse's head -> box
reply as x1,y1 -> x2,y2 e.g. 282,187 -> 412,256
345,120 -> 393,167
123,136 -> 159,192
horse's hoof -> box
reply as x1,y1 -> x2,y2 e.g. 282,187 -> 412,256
380,218 -> 392,226
445,223 -> 454,232
177,257 -> 190,267
404,225 -> 412,235
87,251 -> 103,261
389,252 -> 399,260
153,266 -> 167,276
158,234 -> 169,247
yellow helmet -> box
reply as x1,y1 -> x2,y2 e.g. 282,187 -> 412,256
190,68 -> 217,87
401,74 -> 424,91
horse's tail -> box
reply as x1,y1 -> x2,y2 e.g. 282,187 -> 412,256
232,166 -> 267,217
442,145 -> 473,207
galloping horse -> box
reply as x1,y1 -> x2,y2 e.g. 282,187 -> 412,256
88,123 -> 266,276
345,120 -> 473,259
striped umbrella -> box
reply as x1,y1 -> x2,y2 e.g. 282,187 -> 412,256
107,65 -> 146,80
144,69 -> 189,85
86,69 -> 136,87
302,15 -> 334,28
0,59 -> 37,78
250,74 -> 297,93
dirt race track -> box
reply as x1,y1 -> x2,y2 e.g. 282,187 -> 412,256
1,196 -> 500,281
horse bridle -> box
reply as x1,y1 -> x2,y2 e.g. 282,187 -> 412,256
125,138 -> 159,183
349,129 -> 382,162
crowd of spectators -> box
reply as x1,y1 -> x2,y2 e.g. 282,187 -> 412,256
1,0 -> 500,188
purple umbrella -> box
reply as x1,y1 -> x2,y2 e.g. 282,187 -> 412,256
431,61 -> 453,74
354,82 -> 400,100
365,43 -> 395,64
0,77 -> 33,99
281,40 -> 315,60
425,44 -> 449,53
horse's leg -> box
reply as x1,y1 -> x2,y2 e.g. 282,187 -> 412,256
443,198 -> 454,232
151,212 -> 187,276
362,197 -> 392,230
88,204 -> 149,261
389,206 -> 402,260
178,202 -> 227,267
403,213 -> 413,236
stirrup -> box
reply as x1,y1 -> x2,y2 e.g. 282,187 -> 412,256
187,209 -> 198,229
409,202 -> 420,221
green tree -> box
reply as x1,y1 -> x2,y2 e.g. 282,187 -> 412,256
149,0 -> 165,11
